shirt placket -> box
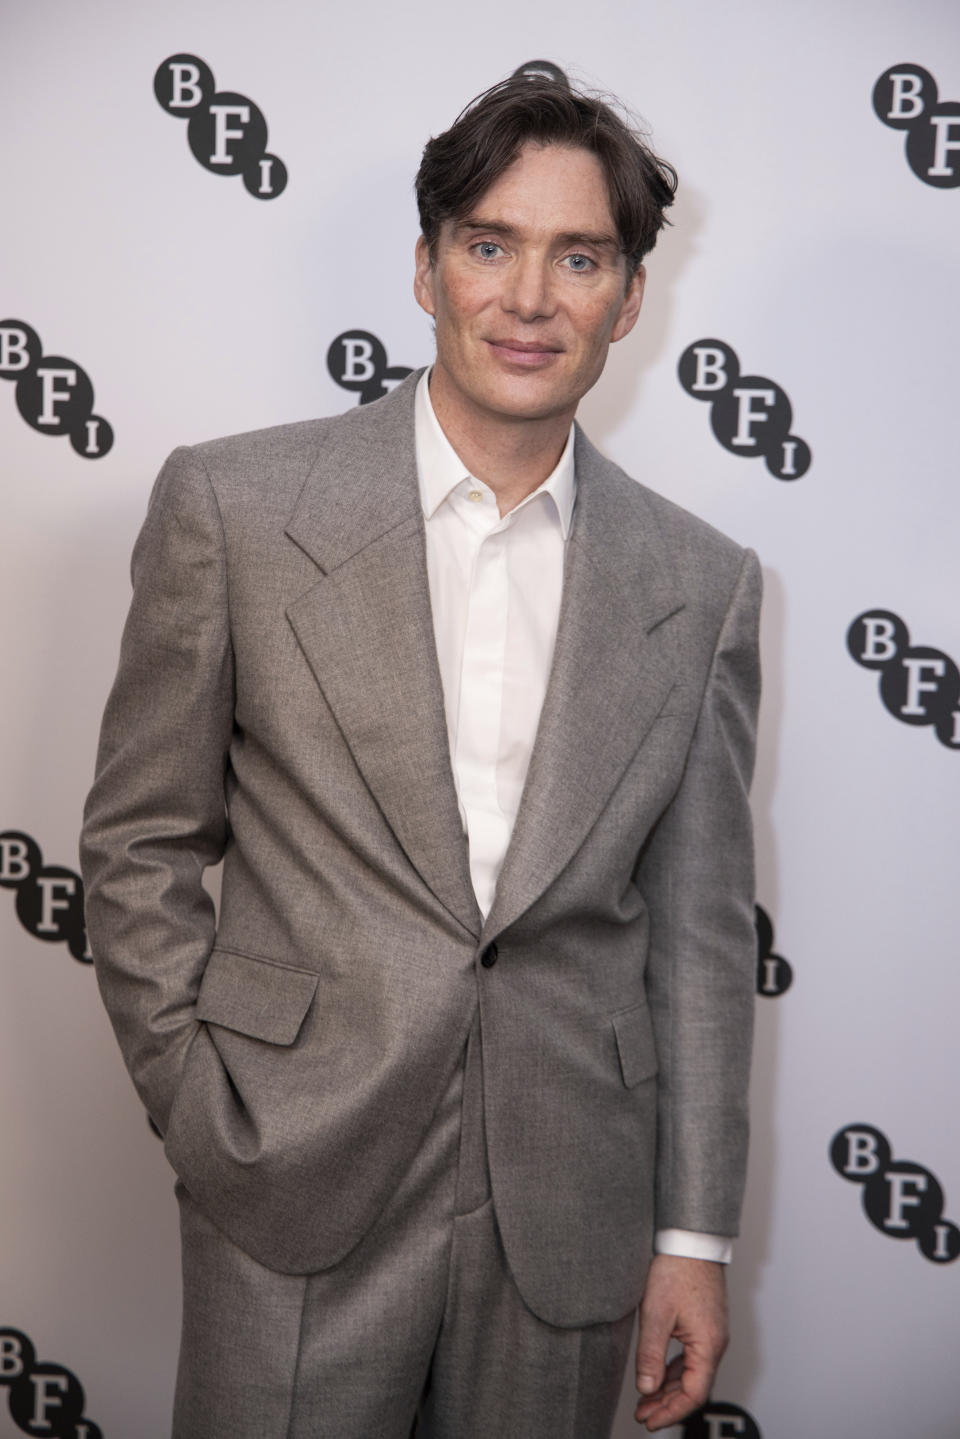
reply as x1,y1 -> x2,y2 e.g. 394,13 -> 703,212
453,493 -> 512,917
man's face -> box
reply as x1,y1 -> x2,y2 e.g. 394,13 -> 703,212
414,142 -> 645,432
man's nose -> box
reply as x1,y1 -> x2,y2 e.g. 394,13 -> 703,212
501,255 -> 556,321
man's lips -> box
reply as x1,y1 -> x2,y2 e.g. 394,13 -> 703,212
486,338 -> 564,365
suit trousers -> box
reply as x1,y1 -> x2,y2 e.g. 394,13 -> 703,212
172,1013 -> 636,1439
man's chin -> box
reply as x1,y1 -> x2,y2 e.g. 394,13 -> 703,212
478,376 -> 582,425
433,358 -> 584,428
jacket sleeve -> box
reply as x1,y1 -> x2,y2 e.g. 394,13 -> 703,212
637,546 -> 762,1237
80,446 -> 235,1133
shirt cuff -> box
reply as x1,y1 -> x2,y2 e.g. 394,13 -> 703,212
653,1228 -> 733,1264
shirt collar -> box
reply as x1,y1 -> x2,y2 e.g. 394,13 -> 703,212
414,368 -> 577,539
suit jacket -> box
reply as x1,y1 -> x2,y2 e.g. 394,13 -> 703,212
80,370 -> 761,1328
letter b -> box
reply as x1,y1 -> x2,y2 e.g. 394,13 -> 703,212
0,832 -> 41,887
0,1332 -> 26,1380
843,1131 -> 881,1176
888,72 -> 925,120
692,347 -> 730,392
873,64 -> 936,131
677,339 -> 739,399
154,54 -> 214,115
341,337 -> 376,383
861,617 -> 897,663
0,324 -> 36,374
846,610 -> 908,671
830,1124 -> 891,1182
168,63 -> 204,108
327,330 -> 388,395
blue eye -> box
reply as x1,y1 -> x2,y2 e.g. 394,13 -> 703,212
475,241 -> 503,259
565,253 -> 593,272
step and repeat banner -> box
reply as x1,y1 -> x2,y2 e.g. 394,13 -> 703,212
2,2 -> 957,1436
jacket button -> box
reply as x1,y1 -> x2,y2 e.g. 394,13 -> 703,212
480,942 -> 498,969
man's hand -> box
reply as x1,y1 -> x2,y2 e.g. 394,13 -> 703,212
634,1254 -> 729,1431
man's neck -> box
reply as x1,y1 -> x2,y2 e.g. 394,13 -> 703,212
428,371 -> 573,517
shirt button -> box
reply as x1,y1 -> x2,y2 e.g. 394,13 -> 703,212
468,489 -> 483,503
481,942 -> 498,969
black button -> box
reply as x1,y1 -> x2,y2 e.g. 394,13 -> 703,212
480,942 -> 498,968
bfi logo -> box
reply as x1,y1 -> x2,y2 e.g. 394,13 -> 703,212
873,64 -> 960,188
154,53 -> 288,199
682,1402 -> 761,1438
678,340 -> 811,481
830,1125 -> 960,1264
755,904 -> 792,997
0,1329 -> 101,1438
327,330 -> 413,405
0,321 -> 113,457
0,831 -> 91,964
847,611 -> 959,751
513,59 -> 570,85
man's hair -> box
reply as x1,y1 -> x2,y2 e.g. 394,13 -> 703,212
415,71 -> 678,273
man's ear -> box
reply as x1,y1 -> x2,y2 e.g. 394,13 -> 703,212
611,264 -> 645,343
413,235 -> 436,318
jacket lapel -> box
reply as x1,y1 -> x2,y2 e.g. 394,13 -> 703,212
284,375 -> 481,939
484,428 -> 686,940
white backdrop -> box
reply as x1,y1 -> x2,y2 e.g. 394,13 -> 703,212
2,2 -> 958,1435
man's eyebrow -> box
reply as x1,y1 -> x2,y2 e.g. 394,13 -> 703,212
453,218 -> 620,251
453,218 -> 520,239
555,230 -> 620,252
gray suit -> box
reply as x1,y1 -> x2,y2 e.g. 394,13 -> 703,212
81,370 -> 760,1358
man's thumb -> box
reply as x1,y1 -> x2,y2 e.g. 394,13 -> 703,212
635,1303 -> 672,1395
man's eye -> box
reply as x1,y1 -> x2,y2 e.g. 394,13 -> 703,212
474,241 -> 504,259
564,253 -> 594,272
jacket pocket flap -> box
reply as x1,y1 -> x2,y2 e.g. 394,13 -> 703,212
612,1003 -> 658,1088
196,948 -> 319,1046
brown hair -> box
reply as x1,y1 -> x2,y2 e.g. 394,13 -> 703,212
415,72 -> 678,273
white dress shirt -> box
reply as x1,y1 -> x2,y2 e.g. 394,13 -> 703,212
414,370 -> 731,1266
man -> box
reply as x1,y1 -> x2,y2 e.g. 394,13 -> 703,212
81,71 -> 761,1438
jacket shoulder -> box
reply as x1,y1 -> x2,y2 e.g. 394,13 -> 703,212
575,428 -> 755,609
183,410 -> 357,500
635,479 -> 747,571
170,371 -> 421,512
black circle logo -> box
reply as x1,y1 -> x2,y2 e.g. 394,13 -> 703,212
847,611 -> 960,750
0,321 -> 113,458
873,64 -> 960,188
830,1124 -> 959,1264
0,831 -> 91,963
327,330 -> 413,405
678,340 -> 810,480
512,60 -> 570,86
755,904 -> 793,997
0,1328 -> 102,1438
154,54 -> 288,199
682,1401 -> 762,1438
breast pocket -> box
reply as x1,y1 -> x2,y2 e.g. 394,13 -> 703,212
195,947 -> 319,1046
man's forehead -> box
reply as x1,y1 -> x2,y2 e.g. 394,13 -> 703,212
444,142 -> 619,242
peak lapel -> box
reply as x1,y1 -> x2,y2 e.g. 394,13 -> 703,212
484,430 -> 686,940
285,376 -> 480,939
